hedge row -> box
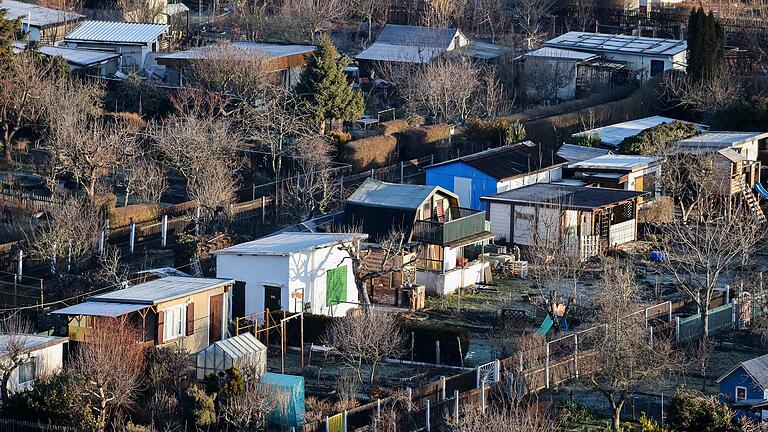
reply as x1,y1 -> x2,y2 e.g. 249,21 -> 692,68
399,124 -> 452,160
109,203 -> 160,228
341,135 -> 397,171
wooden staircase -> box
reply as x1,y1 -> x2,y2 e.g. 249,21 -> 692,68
741,181 -> 766,223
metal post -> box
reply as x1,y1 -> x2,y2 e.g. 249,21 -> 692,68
281,319 -> 286,374
494,359 -> 501,382
410,332 -> 415,362
262,196 -> 266,224
370,168 -> 374,179
668,301 -> 673,322
457,336 -> 464,367
644,307 -> 649,329
441,376 -> 446,400
425,400 -> 430,432
16,249 -> 22,277
343,410 -> 347,432
325,416 -> 329,432
67,239 -> 72,271
435,340 -> 440,365
661,393 -> 665,425
129,222 -> 136,254
407,387 -> 412,411
481,382 -> 486,413
161,215 -> 168,247
400,161 -> 404,183
518,352 -> 524,373
574,333 -> 579,378
377,399 -> 381,416
300,313 -> 305,367
545,342 -> 550,389
675,316 -> 680,341
99,229 -> 105,254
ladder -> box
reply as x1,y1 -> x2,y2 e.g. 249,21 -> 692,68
741,180 -> 766,223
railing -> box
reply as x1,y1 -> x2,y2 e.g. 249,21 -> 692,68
411,208 -> 486,245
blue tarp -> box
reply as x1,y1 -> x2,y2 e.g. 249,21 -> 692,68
259,372 -> 305,427
535,315 -> 553,336
755,183 -> 768,199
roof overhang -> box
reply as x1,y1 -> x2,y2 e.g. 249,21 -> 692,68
52,301 -> 150,317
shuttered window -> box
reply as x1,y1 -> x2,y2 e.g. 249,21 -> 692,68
163,304 -> 186,341
326,266 -> 348,306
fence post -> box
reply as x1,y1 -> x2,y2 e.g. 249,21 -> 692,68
668,301 -> 673,322
476,366 -> 480,388
661,393 -> 665,426
400,161 -> 404,183
51,244 -> 56,274
732,303 -> 737,329
161,215 -> 168,247
16,249 -> 22,277
377,398 -> 381,416
644,307 -> 649,329
494,359 -> 501,382
518,352 -> 523,373
453,390 -> 460,422
574,332 -> 579,379
325,416 -> 329,432
430,154 -> 434,165
407,387 -> 412,411
545,342 -> 551,389
441,376 -> 446,400
129,222 -> 136,254
370,168 -> 374,179
435,340 -> 440,365
675,316 -> 680,342
426,400 -> 431,432
99,228 -> 105,254
481,382 -> 486,413
343,410 -> 348,432
261,196 -> 266,224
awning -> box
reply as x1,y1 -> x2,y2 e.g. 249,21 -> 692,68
52,301 -> 150,317
446,231 -> 495,249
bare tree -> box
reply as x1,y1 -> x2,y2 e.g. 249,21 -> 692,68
658,154 -> 715,222
186,43 -> 272,106
124,157 -> 168,205
686,338 -> 715,391
281,136 -> 336,223
322,311 -> 405,383
522,59 -> 573,104
0,317 -> 34,404
663,70 -> 744,118
219,379 -> 284,431
353,0 -> 391,43
277,0 -> 351,41
464,0 -> 508,43
116,0 -> 165,22
513,0 -> 555,50
571,0 -> 595,32
587,266 -> 682,431
421,0 -> 466,28
447,400 -> 562,432
69,317 -> 146,431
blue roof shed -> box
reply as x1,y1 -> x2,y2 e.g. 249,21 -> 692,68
717,353 -> 768,418
425,142 -> 566,211
259,372 -> 305,427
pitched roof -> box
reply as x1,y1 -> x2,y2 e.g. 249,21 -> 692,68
212,232 -> 367,256
355,24 -> 465,63
570,154 -> 662,172
717,147 -> 746,163
1,0 -> 83,28
89,276 -> 232,305
545,31 -> 687,57
0,334 -> 67,354
347,178 -> 456,211
572,116 -> 708,147
557,144 -> 611,163
717,353 -> 768,389
427,142 -> 567,180
65,20 -> 168,45
520,46 -> 599,61
481,183 -> 645,210
674,131 -> 768,149
37,44 -> 119,67
157,42 -> 315,62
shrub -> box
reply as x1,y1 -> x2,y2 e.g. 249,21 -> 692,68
105,74 -> 171,117
103,112 -> 146,131
342,135 -> 397,170
637,196 -> 674,224
183,386 -> 216,429
465,119 -> 527,147
172,234 -> 200,269
3,373 -> 95,429
570,132 -> 602,147
380,120 -> 409,136
618,120 -> 701,155
327,130 -> 352,146
108,203 -> 160,228
401,321 -> 470,366
399,124 -> 452,159
558,400 -> 595,423
666,390 -> 733,432
711,96 -> 768,131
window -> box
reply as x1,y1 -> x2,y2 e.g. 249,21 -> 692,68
736,386 -> 748,402
163,304 -> 187,341
17,359 -> 35,384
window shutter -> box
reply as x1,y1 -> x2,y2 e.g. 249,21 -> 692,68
157,310 -> 164,344
186,303 -> 195,336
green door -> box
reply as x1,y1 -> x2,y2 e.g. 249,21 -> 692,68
326,266 -> 348,306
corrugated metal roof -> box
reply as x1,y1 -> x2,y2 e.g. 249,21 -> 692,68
573,116 -> 708,147
570,154 -> 661,171
356,43 -> 443,63
521,46 -> 599,61
0,334 -> 67,354
157,42 -> 315,61
347,178 -> 456,211
545,31 -> 687,57
427,142 -> 566,180
89,276 -> 232,305
37,44 -> 118,66
557,144 -> 611,163
375,24 -> 461,49
1,0 -> 82,28
65,20 -> 168,45
52,301 -> 149,317
717,147 -> 746,163
675,131 -> 768,148
212,333 -> 266,359
213,232 -> 367,256
482,183 -> 645,210
458,41 -> 510,60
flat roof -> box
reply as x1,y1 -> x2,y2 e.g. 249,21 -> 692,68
520,46 -> 599,61
65,21 -> 168,45
157,42 -> 315,62
52,301 -> 149,317
570,154 -> 662,171
557,144 -> 611,163
572,116 -> 707,147
427,142 -> 567,180
213,232 -> 367,256
457,41 -> 510,60
481,183 -> 645,210
37,44 -> 119,66
89,276 -> 232,305
674,131 -> 768,148
347,178 -> 457,211
545,31 -> 687,57
165,2 -> 189,15
1,0 -> 83,28
356,43 -> 444,63
0,334 -> 67,353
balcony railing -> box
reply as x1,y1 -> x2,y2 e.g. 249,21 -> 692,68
412,207 -> 486,245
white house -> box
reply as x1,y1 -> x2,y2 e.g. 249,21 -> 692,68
64,21 -> 169,72
0,334 -> 67,393
544,32 -> 687,82
1,0 -> 83,43
568,154 -> 663,199
213,232 -> 368,320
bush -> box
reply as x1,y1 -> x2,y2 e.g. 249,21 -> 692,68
637,196 -> 674,224
172,233 -> 200,269
401,321 -> 470,366
108,203 -> 160,228
618,120 -> 701,155
380,120 -> 409,136
711,96 -> 768,131
466,119 -> 527,146
558,400 -> 595,423
103,112 -> 146,131
184,386 -> 216,429
3,373 -> 95,429
328,130 -> 352,147
399,124 -> 452,159
666,390 -> 734,432
104,74 -> 172,117
342,135 -> 397,171
570,132 -> 602,147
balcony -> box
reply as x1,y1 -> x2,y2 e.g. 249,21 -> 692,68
412,207 -> 487,245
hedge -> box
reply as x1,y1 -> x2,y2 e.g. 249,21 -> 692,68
278,313 -> 470,366
618,120 -> 700,155
109,203 -> 160,228
342,135 -> 397,171
399,124 -> 452,159
380,120 -> 409,136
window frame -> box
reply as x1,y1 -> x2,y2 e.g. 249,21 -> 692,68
163,303 -> 187,341
17,358 -> 36,384
735,386 -> 748,402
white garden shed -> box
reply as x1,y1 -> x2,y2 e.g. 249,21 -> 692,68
195,332 -> 266,379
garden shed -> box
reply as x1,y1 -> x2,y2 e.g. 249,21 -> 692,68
259,372 -> 305,427
195,333 -> 266,380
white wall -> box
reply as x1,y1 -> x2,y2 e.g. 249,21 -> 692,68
416,261 -> 489,295
488,202 -> 512,242
64,42 -> 152,70
288,245 -> 358,317
8,343 -> 64,393
609,219 -> 636,246
216,254 -> 289,322
498,167 -> 562,193
596,51 -> 684,81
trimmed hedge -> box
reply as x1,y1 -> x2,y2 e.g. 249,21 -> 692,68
342,135 -> 397,171
380,120 -> 409,136
109,203 -> 160,228
399,124 -> 452,160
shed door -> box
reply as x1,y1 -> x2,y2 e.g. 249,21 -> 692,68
454,177 -> 472,208
650,60 -> 664,76
209,294 -> 223,343
264,285 -> 282,311
326,266 -> 348,306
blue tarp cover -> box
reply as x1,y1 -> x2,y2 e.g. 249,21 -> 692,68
259,372 -> 305,427
755,183 -> 768,199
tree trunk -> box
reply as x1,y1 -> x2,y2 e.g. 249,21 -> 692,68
701,307 -> 709,340
1,372 -> 11,405
611,399 -> 625,431
367,15 -> 373,43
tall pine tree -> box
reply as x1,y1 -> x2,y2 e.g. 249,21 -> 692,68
295,36 -> 364,132
686,7 -> 724,82
0,8 -> 21,74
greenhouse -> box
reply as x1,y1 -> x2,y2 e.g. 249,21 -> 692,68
195,333 -> 267,380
